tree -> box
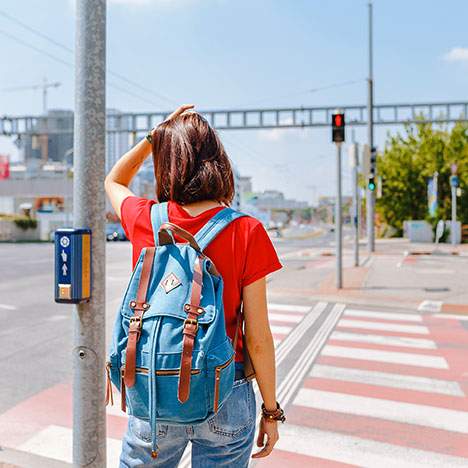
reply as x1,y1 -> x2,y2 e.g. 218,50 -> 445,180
376,121 -> 468,236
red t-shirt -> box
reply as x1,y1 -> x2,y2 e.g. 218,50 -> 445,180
120,196 -> 282,362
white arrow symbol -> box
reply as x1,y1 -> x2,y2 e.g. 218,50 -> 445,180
62,264 -> 68,276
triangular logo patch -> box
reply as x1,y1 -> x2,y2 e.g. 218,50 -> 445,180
161,273 -> 181,294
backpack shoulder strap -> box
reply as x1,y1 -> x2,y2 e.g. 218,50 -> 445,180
150,202 -> 169,246
195,207 -> 247,251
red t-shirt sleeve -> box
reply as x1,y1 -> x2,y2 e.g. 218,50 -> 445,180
242,223 -> 282,287
120,195 -> 154,242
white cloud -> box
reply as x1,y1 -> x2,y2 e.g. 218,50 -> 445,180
443,47 -> 468,63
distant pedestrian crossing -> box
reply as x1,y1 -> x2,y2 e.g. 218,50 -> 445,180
257,306 -> 468,467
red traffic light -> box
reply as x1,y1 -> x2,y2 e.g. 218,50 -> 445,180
333,114 -> 344,127
331,113 -> 345,143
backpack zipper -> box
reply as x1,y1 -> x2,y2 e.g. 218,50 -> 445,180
213,355 -> 234,412
110,363 -> 201,376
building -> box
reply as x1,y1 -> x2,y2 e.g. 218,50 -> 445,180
106,109 -> 131,173
22,109 -> 74,164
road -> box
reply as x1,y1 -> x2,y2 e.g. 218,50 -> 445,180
1,234 -> 468,467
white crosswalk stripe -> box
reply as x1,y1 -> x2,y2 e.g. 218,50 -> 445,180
269,312 -> 304,323
17,425 -> 122,467
310,364 -> 464,396
338,318 -> 429,334
294,388 -> 468,433
322,345 -> 448,368
330,330 -> 437,349
344,308 -> 422,322
276,424 -> 468,467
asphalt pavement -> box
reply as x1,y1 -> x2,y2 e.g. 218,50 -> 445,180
1,231 -> 468,467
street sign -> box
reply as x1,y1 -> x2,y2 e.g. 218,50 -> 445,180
332,113 -> 345,143
450,175 -> 459,188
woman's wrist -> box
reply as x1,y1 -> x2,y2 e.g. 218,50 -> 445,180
261,402 -> 286,423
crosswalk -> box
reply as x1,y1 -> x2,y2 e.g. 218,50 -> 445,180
0,302 -> 314,467
258,306 -> 468,467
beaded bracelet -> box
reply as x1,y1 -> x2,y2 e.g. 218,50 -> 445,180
261,402 -> 286,423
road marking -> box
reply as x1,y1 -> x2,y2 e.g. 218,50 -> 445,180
344,309 -> 422,322
17,425 -> 122,467
310,364 -> 464,396
178,301 -> 329,468
268,303 -> 311,313
338,319 -> 429,335
433,313 -> 468,322
106,403 -> 128,419
278,304 -> 346,408
330,331 -> 437,349
276,424 -> 468,467
294,388 -> 468,434
418,300 -> 443,312
269,312 -> 304,323
270,324 -> 293,335
322,345 -> 448,369
0,303 -> 17,310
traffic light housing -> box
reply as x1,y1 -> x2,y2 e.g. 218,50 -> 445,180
368,146 -> 377,191
332,113 -> 345,143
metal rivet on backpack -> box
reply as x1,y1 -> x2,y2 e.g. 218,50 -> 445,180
143,303 -> 149,309
197,308 -> 203,313
184,304 -> 190,311
130,300 -> 136,308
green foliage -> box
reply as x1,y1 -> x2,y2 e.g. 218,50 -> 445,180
376,121 -> 468,235
13,217 -> 37,231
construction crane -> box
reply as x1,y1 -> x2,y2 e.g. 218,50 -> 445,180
1,77 -> 61,114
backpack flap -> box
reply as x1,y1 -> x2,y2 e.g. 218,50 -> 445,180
120,244 -> 219,325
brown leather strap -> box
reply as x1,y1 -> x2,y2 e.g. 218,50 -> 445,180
178,256 -> 204,403
124,247 -> 155,388
159,222 -> 202,253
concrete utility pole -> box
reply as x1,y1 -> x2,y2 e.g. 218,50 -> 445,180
366,0 -> 376,252
73,1 -> 106,466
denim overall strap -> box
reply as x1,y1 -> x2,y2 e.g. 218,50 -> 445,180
150,202 -> 169,246
194,208 -> 247,251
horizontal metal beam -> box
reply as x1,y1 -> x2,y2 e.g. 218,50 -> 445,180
1,101 -> 468,136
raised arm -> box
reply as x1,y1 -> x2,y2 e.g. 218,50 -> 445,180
243,277 -> 279,459
104,104 -> 194,219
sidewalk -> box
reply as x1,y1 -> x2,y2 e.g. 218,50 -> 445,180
273,238 -> 468,312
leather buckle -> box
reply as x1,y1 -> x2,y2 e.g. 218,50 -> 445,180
129,316 -> 143,338
184,318 -> 198,333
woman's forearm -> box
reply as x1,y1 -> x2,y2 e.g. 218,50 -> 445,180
105,138 -> 151,186
245,329 -> 277,411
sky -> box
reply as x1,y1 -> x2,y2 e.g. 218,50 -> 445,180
1,0 -> 468,204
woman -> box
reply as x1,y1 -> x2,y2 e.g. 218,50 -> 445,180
105,104 -> 284,467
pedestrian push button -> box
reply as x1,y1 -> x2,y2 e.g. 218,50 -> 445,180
54,228 -> 92,304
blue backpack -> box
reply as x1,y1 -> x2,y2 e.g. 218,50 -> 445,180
106,202 -> 247,458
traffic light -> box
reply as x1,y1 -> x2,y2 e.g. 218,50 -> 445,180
331,113 -> 345,143
368,146 -> 377,191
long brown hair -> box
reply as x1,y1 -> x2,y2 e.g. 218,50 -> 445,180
151,112 -> 235,205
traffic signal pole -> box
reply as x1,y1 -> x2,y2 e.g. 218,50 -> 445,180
367,0 -> 376,253
332,112 -> 345,289
73,1 -> 107,466
336,142 -> 343,289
